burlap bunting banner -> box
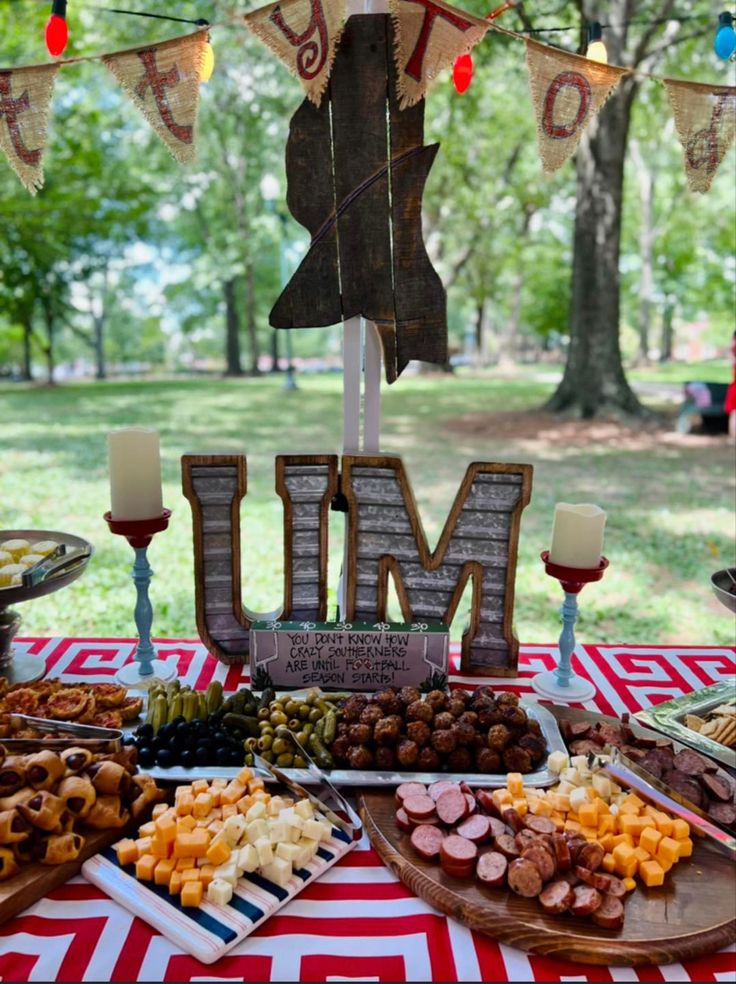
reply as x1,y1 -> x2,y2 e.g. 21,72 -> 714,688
390,0 -> 489,108
244,0 -> 347,106
0,64 -> 59,194
103,30 -> 206,164
525,37 -> 629,173
664,79 -> 736,193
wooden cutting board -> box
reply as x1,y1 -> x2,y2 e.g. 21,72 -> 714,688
0,828 -> 122,926
359,707 -> 736,966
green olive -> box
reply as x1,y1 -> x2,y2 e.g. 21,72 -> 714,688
305,693 -> 317,706
260,750 -> 274,763
272,737 -> 289,755
257,707 -> 271,721
275,752 -> 294,767
258,723 -> 274,736
270,711 -> 288,727
293,754 -> 307,768
295,731 -> 307,746
244,737 -> 258,751
308,707 -> 323,724
298,704 -> 310,720
288,718 -> 301,731
245,753 -> 254,766
269,700 -> 284,712
284,700 -> 299,717
302,722 -> 314,736
257,734 -> 273,751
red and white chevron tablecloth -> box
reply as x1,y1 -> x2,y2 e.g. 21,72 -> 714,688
2,638 -> 735,983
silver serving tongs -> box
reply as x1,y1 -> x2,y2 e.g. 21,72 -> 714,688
253,734 -> 362,843
603,747 -> 736,860
7,713 -> 122,751
21,544 -> 92,588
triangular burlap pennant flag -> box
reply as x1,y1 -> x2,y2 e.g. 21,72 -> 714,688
244,0 -> 347,106
103,31 -> 206,164
0,64 -> 59,194
390,0 -> 489,109
664,79 -> 736,193
525,37 -> 629,173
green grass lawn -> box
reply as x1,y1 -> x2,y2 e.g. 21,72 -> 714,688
1,367 -> 734,647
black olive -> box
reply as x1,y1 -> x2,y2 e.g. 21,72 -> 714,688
181,750 -> 196,769
176,722 -> 191,738
228,748 -> 243,765
136,723 -> 153,740
195,745 -> 211,766
172,715 -> 185,727
216,747 -> 231,766
156,749 -> 174,769
229,728 -> 244,740
137,747 -> 155,768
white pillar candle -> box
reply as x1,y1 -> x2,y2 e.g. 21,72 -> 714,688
548,502 -> 606,569
108,427 -> 163,521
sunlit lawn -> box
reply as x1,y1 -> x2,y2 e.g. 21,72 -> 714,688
0,365 -> 734,647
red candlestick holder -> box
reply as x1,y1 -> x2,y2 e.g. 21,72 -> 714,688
104,508 -> 176,686
531,550 -> 609,704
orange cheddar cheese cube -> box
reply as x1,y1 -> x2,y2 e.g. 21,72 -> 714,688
612,842 -> 636,873
191,779 -> 209,795
175,857 -> 195,871
550,812 -> 565,831
623,876 -> 637,892
581,826 -> 598,841
564,819 -> 582,834
151,836 -> 171,860
237,767 -> 254,784
507,773 -> 524,798
152,803 -> 169,820
155,814 -> 177,844
138,821 -> 156,838
602,852 -> 616,873
676,837 -> 693,858
655,813 -> 673,837
657,856 -> 674,872
511,798 -> 528,817
115,839 -> 138,866
206,838 -> 232,866
611,833 -> 634,848
578,802 -> 598,827
633,845 -> 650,863
221,804 -> 237,820
638,826 -> 662,855
619,814 -> 643,838
192,792 -> 214,818
176,815 -> 197,833
154,858 -> 176,886
236,797 -> 253,815
596,799 -> 611,815
621,793 -> 645,812
639,858 -> 665,887
181,880 -> 203,908
135,854 -> 157,881
672,818 -> 690,840
247,778 -> 265,794
637,815 -> 656,831
173,829 -> 209,859
169,870 -> 183,895
181,867 -> 201,884
135,836 -> 152,857
600,834 -> 616,852
175,794 -> 194,817
220,782 -> 245,806
597,814 -> 615,836
657,836 -> 680,865
199,864 -> 215,887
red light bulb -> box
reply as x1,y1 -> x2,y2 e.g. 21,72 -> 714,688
45,1 -> 68,58
453,52 -> 474,94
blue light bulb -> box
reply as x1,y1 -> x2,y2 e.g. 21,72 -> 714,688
714,12 -> 736,60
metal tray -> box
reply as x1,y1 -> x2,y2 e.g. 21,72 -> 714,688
135,700 -> 567,788
635,679 -> 736,771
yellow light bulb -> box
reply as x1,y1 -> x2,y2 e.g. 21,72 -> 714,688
586,40 -> 608,63
201,41 -> 215,83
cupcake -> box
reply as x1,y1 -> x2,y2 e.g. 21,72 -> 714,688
19,553 -> 46,570
0,539 -> 31,561
0,564 -> 26,587
0,550 -> 12,566
31,540 -> 59,557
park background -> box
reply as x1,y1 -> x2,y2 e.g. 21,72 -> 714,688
0,0 -> 734,647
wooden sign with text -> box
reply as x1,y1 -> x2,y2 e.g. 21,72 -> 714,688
250,621 -> 449,691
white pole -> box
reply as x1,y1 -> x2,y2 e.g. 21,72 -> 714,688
363,321 -> 382,452
342,316 -> 363,452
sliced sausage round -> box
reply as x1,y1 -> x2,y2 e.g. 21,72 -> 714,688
574,866 -> 625,896
403,794 -> 437,821
428,780 -> 459,802
570,884 -> 602,917
395,782 -> 427,806
538,879 -> 574,914
494,834 -> 520,860
568,721 -> 592,739
436,788 -> 469,826
464,792 -> 477,814
522,844 -> 556,882
476,850 -> 508,887
577,842 -> 605,872
673,748 -> 709,775
515,829 -> 537,852
507,857 -> 543,898
524,815 -> 557,835
488,817 -> 508,840
475,789 -> 500,816
552,833 -> 571,872
669,775 -> 704,807
566,835 -> 588,864
395,807 -> 413,833
502,808 -> 526,833
440,834 -> 478,878
708,802 -> 736,827
592,893 -> 625,930
699,773 -> 733,803
456,814 -> 492,844
410,823 -> 444,860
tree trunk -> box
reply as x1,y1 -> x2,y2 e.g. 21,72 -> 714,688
498,268 -> 524,367
631,140 -> 654,365
660,298 -> 675,362
270,330 -> 281,372
93,312 -> 106,380
245,262 -> 260,376
547,79 -> 646,418
474,299 -> 484,357
21,320 -> 33,381
223,278 -> 243,377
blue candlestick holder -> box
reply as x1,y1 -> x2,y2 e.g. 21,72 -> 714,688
531,551 -> 609,704
104,509 -> 176,687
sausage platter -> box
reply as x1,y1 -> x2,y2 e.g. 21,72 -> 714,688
358,705 -> 736,966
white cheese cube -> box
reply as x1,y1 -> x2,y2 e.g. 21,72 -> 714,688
246,819 -> 269,844
301,818 -> 325,842
268,820 -> 288,844
255,836 -> 274,866
289,824 -> 302,843
297,836 -> 319,861
315,819 -> 333,841
280,808 -> 304,830
276,842 -> 301,863
591,773 -> 612,802
294,798 -> 314,821
570,755 -> 593,772
546,751 -> 569,774
246,801 -> 267,822
560,767 -> 581,785
266,795 -> 286,816
238,843 -> 259,873
223,814 -> 247,846
213,861 -> 239,886
260,856 -> 292,889
207,878 -> 234,905
292,845 -> 312,869
555,780 -> 575,797
569,786 -> 589,813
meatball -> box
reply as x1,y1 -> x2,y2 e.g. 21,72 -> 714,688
458,710 -> 479,729
348,723 -> 372,745
360,704 -> 384,726
424,690 -> 447,711
330,735 -> 351,764
501,705 -> 528,730
497,691 -> 520,707
430,729 -> 457,755
336,721 -> 349,737
374,715 -> 402,745
519,733 -> 547,764
406,700 -> 433,723
374,746 -> 397,770
487,724 -> 512,751
502,745 -> 533,773
374,689 -> 402,715
475,747 -> 501,773
469,693 -> 495,713
446,747 -> 473,772
527,719 -> 542,736
447,698 -> 466,718
452,689 -> 471,704
417,746 -> 441,771
342,695 -> 368,723
348,745 -> 374,770
398,686 -> 421,707
396,739 -> 419,768
453,721 -> 477,747
433,711 -> 455,731
478,705 -> 503,729
406,720 -> 431,747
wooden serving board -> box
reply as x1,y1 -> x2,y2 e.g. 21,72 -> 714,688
359,707 -> 736,966
0,827 -> 122,926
